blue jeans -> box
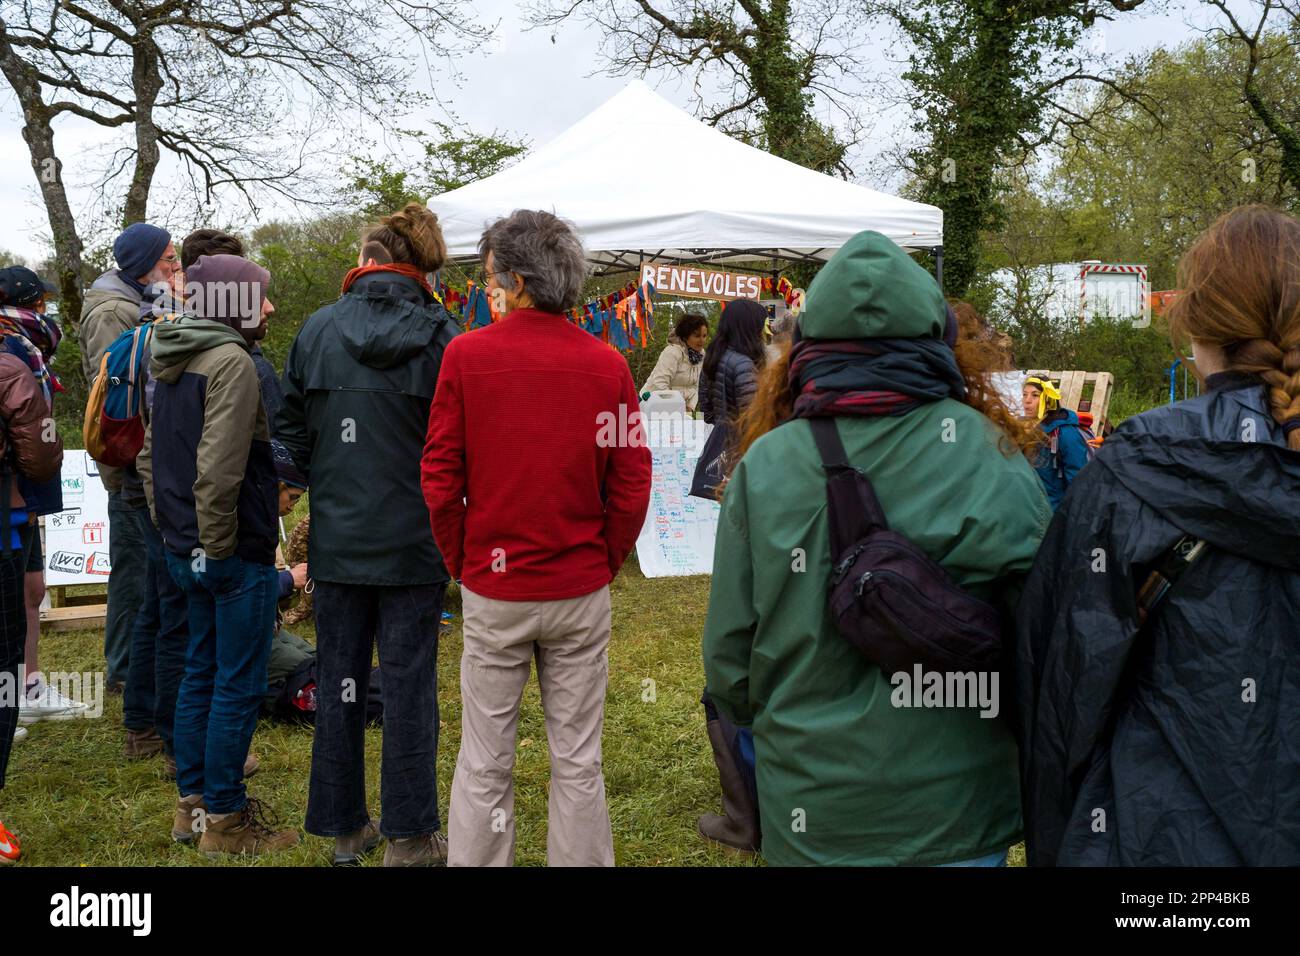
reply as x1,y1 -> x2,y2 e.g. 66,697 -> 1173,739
122,508 -> 189,752
166,552 -> 278,814
306,580 -> 444,839
106,493 -> 146,685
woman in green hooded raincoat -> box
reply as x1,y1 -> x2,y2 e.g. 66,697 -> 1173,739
702,232 -> 1050,866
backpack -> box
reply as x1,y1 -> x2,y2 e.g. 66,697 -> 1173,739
1047,415 -> 1098,481
271,659 -> 385,725
809,417 -> 1006,674
82,316 -> 175,466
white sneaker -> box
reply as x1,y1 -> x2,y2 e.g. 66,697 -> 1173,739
12,726 -> 27,743
18,684 -> 89,724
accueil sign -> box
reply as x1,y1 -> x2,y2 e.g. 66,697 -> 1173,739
640,262 -> 762,301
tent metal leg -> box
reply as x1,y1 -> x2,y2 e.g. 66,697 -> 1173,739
934,246 -> 944,292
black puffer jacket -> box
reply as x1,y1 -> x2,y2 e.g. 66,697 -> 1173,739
275,270 -> 457,586
1016,372 -> 1300,866
698,347 -> 759,425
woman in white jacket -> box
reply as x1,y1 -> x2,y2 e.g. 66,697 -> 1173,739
640,313 -> 709,413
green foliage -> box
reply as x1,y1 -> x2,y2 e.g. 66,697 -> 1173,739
245,125 -> 526,377
6,563 -> 764,867
986,35 -> 1300,292
343,124 -> 526,219
248,214 -> 363,372
889,0 -> 1149,295
999,311 -> 1179,420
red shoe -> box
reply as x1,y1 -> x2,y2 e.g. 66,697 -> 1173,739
0,820 -> 20,865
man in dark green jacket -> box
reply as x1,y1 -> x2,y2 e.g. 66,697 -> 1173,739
275,211 -> 457,867
703,231 -> 1050,866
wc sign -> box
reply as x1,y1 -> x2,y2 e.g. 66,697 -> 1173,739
44,454 -> 112,586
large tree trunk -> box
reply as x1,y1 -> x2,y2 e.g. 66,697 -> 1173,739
0,28 -> 85,330
1243,79 -> 1300,198
123,39 -> 162,226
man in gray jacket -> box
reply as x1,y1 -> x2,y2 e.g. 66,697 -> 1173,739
79,222 -> 179,694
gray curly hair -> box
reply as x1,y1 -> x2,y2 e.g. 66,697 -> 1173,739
478,209 -> 588,313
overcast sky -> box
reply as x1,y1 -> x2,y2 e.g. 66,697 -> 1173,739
0,0 -> 1217,262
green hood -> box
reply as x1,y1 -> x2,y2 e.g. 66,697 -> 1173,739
150,317 -> 249,383
798,231 -> 945,340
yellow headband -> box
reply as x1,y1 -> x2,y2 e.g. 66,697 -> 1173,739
1024,377 -> 1061,421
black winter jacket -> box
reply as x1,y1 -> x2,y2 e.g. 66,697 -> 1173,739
698,348 -> 759,425
275,270 -> 457,586
1016,372 -> 1300,865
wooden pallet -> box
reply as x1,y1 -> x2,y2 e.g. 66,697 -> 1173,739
1026,369 -> 1115,431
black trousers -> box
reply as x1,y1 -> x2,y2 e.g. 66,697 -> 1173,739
305,580 -> 446,839
0,525 -> 33,789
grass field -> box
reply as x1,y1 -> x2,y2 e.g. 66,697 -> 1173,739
2,554 -> 772,867
6,545 -> 1030,867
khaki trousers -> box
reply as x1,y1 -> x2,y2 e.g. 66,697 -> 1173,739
448,584 -> 614,866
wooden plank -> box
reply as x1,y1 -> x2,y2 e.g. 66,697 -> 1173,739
40,603 -> 107,632
1091,372 -> 1114,427
1061,371 -> 1086,413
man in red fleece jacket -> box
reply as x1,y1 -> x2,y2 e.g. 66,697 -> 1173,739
422,210 -> 651,867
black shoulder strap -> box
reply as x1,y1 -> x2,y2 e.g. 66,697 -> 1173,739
1136,534 -> 1210,626
807,417 -> 888,556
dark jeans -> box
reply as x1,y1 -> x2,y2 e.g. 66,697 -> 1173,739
106,493 -> 146,685
166,552 -> 278,814
123,507 -> 189,751
306,580 -> 445,839
0,526 -> 31,789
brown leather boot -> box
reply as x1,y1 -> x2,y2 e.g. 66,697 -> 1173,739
125,727 -> 165,758
172,794 -> 208,844
165,753 -> 260,780
333,819 -> 382,866
697,718 -> 759,855
382,831 -> 448,867
197,797 -> 299,857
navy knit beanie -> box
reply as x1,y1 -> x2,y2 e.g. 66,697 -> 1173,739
271,440 -> 308,490
113,223 -> 172,282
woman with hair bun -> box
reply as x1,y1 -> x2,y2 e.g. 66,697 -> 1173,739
276,202 -> 458,867
1017,204 -> 1300,866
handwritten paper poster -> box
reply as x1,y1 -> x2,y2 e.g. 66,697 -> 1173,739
636,416 -> 720,577
44,451 -> 112,586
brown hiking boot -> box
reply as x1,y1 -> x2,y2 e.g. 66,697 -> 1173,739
333,819 -> 382,866
197,797 -> 299,857
383,831 -> 448,867
165,752 -> 260,780
125,727 -> 165,758
172,794 -> 208,844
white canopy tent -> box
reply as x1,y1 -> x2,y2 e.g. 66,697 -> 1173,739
428,80 -> 944,279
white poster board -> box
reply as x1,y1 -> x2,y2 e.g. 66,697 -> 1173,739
635,415 -> 720,577
990,371 -> 1028,415
43,451 -> 112,585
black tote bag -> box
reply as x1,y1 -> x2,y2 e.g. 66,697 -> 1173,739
689,377 -> 730,500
